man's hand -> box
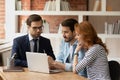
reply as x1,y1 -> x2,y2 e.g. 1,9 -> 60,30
48,56 -> 65,70
48,56 -> 56,69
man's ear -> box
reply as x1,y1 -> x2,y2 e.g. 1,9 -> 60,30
27,26 -> 30,29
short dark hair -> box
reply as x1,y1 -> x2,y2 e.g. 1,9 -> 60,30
61,18 -> 78,32
26,14 -> 43,26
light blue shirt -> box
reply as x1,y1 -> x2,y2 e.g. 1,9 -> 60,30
56,39 -> 87,77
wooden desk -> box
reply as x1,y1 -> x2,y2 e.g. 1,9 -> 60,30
0,68 -> 87,80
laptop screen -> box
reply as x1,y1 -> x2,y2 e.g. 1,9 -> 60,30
26,52 -> 50,73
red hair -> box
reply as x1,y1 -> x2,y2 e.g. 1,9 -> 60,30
75,21 -> 108,53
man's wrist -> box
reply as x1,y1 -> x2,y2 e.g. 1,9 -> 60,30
74,50 -> 79,53
74,53 -> 79,56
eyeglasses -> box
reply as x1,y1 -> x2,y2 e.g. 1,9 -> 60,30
32,26 -> 43,31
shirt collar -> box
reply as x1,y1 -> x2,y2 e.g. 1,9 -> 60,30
67,40 -> 78,47
28,33 -> 39,41
72,40 -> 78,46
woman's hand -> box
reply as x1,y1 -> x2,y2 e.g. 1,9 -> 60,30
73,42 -> 83,74
73,55 -> 78,74
74,42 -> 83,53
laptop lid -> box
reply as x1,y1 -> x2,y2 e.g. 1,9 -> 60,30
26,52 -> 50,73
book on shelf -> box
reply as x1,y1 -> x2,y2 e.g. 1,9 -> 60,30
58,24 -> 62,34
51,0 -> 56,11
44,0 -> 70,11
105,20 -> 120,34
118,20 -> 120,34
43,20 -> 50,33
108,23 -> 114,34
113,20 -> 120,34
16,0 -> 22,10
60,0 -> 70,11
93,0 -> 101,11
20,20 -> 28,33
113,22 -> 118,34
44,0 -> 56,11
104,22 -> 108,34
44,1 -> 48,11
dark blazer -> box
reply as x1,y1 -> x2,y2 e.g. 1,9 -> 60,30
11,34 -> 55,67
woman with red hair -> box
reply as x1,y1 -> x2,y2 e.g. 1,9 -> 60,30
73,21 -> 111,80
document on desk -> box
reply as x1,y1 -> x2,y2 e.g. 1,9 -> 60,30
3,66 -> 24,72
3,53 -> 24,72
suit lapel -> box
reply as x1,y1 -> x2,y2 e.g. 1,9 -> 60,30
25,35 -> 31,51
38,36 -> 44,52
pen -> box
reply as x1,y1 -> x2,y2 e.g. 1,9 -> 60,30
11,53 -> 16,59
43,49 -> 46,54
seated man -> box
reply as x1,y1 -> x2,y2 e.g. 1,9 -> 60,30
11,14 -> 55,67
48,18 -> 87,77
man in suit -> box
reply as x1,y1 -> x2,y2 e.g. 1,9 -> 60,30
48,18 -> 87,77
11,14 -> 55,67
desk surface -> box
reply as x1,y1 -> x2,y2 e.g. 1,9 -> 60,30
0,67 -> 87,80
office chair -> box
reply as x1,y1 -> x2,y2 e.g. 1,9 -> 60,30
108,60 -> 120,80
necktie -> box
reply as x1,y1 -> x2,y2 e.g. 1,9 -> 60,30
33,39 -> 38,52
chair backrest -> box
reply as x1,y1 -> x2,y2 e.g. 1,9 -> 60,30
108,60 -> 120,80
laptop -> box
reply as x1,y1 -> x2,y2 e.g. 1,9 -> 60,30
26,52 -> 62,73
